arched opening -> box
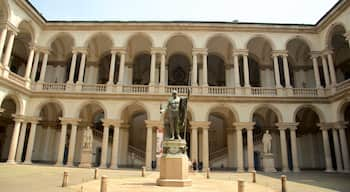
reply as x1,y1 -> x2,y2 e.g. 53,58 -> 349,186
86,34 -> 113,84
132,53 -> 151,85
208,106 -> 235,170
33,102 -> 63,164
49,34 -> 75,83
79,103 -> 105,166
252,107 -> 285,170
9,21 -> 33,77
286,38 -> 313,88
295,107 -> 326,170
97,53 -> 120,84
167,54 -> 191,85
166,35 -> 193,86
328,24 -> 350,82
247,37 -> 273,87
0,96 -> 17,162
206,35 -> 233,86
127,34 -> 152,85
121,104 -> 148,168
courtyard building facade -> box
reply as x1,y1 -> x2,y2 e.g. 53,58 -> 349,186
0,0 -> 350,173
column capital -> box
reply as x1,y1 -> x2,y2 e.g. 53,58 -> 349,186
110,47 -> 126,55
72,47 -> 88,54
24,116 -> 41,124
233,122 -> 255,130
59,117 -> 79,125
12,114 -> 25,122
192,48 -> 208,55
317,122 -> 333,130
233,49 -> 248,56
151,47 -> 167,54
102,119 -> 123,127
190,121 -> 211,129
275,122 -> 299,130
272,50 -> 288,56
333,121 -> 348,129
120,123 -> 130,129
321,49 -> 333,55
144,120 -> 162,129
310,51 -> 321,59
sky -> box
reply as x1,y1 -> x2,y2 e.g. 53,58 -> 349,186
29,0 -> 339,24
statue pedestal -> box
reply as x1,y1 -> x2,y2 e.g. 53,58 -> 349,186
157,140 -> 192,187
261,153 -> 277,172
78,148 -> 92,168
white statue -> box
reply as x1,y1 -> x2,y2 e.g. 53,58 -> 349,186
83,126 -> 93,149
262,130 -> 272,154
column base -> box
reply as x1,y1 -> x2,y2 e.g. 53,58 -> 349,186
6,160 -> 16,164
23,161 -> 32,165
293,168 -> 300,172
282,168 -> 290,172
99,165 -> 107,169
55,163 -> 64,167
325,169 -> 335,173
109,165 -> 118,170
236,168 -> 244,173
248,168 -> 255,172
66,162 -> 74,167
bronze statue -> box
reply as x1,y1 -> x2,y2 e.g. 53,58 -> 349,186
161,90 -> 189,140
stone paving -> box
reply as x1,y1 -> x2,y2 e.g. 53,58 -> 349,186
0,164 -> 349,192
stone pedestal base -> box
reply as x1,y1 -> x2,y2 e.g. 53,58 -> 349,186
157,140 -> 192,187
78,148 -> 92,168
261,153 -> 277,172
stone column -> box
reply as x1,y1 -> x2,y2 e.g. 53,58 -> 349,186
24,120 -> 39,164
67,50 -> 78,83
66,121 -> 79,167
337,123 -> 349,172
321,55 -> 330,87
110,123 -> 120,169
7,116 -> 23,164
202,52 -> 208,86
2,30 -> 16,69
235,125 -> 244,172
0,27 -> 8,61
278,127 -> 289,172
190,126 -> 198,163
100,122 -> 110,168
38,50 -> 49,82
282,53 -> 291,88
117,50 -> 126,85
16,121 -> 27,162
24,47 -> 35,80
331,128 -> 343,171
108,50 -> 117,84
289,126 -> 300,172
233,53 -> 240,87
77,50 -> 87,83
243,53 -> 250,87
149,50 -> 156,86
326,52 -> 336,86
192,51 -> 198,86
202,126 -> 209,170
247,127 -> 255,172
145,125 -> 153,170
56,120 -> 67,166
272,54 -> 282,88
159,50 -> 166,86
320,125 -> 333,172
311,54 -> 321,88
31,52 -> 40,81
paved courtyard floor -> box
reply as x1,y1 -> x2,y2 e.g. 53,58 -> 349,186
0,164 -> 349,192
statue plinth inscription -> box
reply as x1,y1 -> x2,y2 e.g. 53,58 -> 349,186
157,90 -> 192,187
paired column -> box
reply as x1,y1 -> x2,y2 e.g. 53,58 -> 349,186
321,55 -> 330,88
232,50 -> 250,87
31,51 -> 40,81
336,122 -> 350,172
233,52 -> 240,87
110,121 -> 122,169
246,126 -> 255,172
77,49 -> 88,84
56,118 -> 68,166
190,126 -> 198,163
145,124 -> 153,170
159,49 -> 166,86
289,125 -> 300,172
7,115 -> 23,164
272,53 -> 282,88
38,50 -> 50,82
192,51 -> 198,86
67,50 -> 78,83
0,27 -> 8,61
202,51 -> 208,86
279,127 -> 289,172
326,51 -> 336,86
319,124 -> 334,172
243,52 -> 250,87
16,121 -> 28,162
107,50 -> 117,84
235,124 -> 244,172
100,120 -> 110,168
202,126 -> 209,170
331,128 -> 343,171
2,29 -> 16,70
282,53 -> 291,88
66,119 -> 80,167
311,53 -> 322,88
117,50 -> 126,85
149,50 -> 157,86
24,119 -> 40,164
24,46 -> 35,81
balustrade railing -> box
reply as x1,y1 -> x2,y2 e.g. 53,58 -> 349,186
207,87 -> 236,96
42,83 -> 66,91
336,79 -> 350,92
82,84 -> 106,92
251,87 -> 277,96
292,88 -> 318,96
165,85 -> 192,95
122,85 -> 149,94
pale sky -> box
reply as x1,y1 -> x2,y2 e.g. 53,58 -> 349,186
29,0 -> 339,24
